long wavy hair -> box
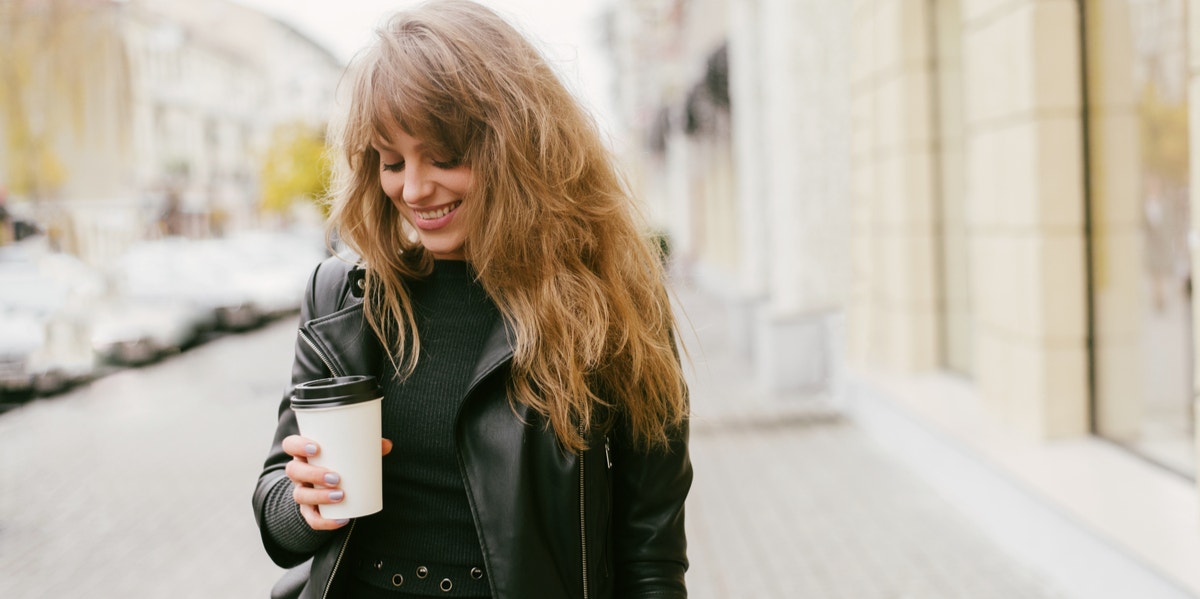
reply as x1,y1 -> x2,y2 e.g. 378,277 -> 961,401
325,0 -> 687,452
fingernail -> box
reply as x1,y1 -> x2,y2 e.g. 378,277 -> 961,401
304,444 -> 318,456
329,490 -> 344,502
335,518 -> 350,525
323,473 -> 340,485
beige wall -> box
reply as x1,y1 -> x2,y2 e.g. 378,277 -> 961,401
850,0 -> 942,371
852,0 -> 1091,438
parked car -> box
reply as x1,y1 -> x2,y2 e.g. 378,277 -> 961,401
0,243 -> 101,398
115,232 -> 326,334
218,231 -> 327,318
116,238 -> 253,332
89,300 -> 204,365
0,309 -> 42,397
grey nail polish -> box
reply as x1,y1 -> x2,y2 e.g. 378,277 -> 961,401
304,444 -> 317,456
329,490 -> 344,502
335,518 -> 350,525
323,473 -> 340,485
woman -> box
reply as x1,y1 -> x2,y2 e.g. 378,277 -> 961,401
251,2 -> 692,598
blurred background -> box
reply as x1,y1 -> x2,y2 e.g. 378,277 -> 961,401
3,0 -> 1200,597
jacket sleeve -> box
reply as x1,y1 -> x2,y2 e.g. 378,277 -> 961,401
251,257 -> 348,568
609,410 -> 693,597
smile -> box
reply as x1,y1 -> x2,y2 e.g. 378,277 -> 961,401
415,201 -> 461,220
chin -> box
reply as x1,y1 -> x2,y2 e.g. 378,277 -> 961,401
425,245 -> 466,260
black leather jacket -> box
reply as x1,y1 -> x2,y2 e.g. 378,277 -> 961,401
253,256 -> 692,599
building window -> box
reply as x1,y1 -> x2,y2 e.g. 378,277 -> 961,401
1087,0 -> 1193,477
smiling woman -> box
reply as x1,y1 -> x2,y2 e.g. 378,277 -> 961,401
251,2 -> 691,599
372,131 -> 473,260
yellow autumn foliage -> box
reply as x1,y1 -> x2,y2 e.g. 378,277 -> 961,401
1138,82 -> 1189,186
260,122 -> 333,215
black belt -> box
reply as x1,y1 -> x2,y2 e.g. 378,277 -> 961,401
353,556 -> 489,597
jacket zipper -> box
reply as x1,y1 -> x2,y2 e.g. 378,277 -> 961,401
603,435 -> 612,580
580,447 -> 589,599
321,520 -> 355,599
299,329 -> 339,377
580,432 -> 613,599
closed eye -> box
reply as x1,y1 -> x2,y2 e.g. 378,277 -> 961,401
382,161 -> 404,172
432,158 -> 462,169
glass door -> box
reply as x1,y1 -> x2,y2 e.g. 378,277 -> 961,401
1086,0 -> 1194,477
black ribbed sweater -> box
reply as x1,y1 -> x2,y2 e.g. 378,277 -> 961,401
352,260 -> 497,568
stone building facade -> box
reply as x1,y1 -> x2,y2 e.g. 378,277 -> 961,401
1,0 -> 342,263
609,0 -> 1200,593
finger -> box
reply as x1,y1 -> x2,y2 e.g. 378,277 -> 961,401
282,435 -> 320,459
382,438 -> 393,456
285,459 -> 341,488
299,503 -> 351,531
293,484 -> 346,507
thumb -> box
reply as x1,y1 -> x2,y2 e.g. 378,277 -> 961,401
382,438 -> 394,456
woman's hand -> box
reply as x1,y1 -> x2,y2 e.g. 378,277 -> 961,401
281,435 -> 394,530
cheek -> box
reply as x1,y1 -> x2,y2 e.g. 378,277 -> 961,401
387,195 -> 407,215
446,169 -> 472,197
379,173 -> 401,200
378,180 -> 408,216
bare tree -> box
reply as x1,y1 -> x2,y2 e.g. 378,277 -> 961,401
0,0 -> 132,202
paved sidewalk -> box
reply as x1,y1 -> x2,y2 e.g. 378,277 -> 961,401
673,284 -> 1068,598
0,281 -> 1083,598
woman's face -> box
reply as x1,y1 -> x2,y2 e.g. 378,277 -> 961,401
373,128 -> 474,260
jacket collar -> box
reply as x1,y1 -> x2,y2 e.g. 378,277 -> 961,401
305,271 -> 515,385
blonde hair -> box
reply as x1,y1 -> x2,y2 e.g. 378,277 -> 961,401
326,0 -> 686,452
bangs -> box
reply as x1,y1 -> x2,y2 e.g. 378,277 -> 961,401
361,39 -> 481,161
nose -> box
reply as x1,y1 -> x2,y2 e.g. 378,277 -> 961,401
402,164 -> 433,204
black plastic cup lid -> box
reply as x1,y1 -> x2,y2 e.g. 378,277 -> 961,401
291,375 -> 381,409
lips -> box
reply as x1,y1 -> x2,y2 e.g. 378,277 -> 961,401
411,200 -> 461,230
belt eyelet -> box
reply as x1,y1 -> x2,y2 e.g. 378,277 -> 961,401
470,566 -> 484,580
416,566 -> 429,579
391,574 -> 404,587
440,578 -> 453,592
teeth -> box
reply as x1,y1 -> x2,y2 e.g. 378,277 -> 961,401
416,201 -> 459,220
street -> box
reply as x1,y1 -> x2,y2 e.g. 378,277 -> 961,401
0,287 -> 1074,598
0,318 -> 293,598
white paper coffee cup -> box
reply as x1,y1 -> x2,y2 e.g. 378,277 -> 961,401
291,375 -> 384,520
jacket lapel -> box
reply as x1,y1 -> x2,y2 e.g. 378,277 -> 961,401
302,302 -> 381,378
467,316 -> 516,394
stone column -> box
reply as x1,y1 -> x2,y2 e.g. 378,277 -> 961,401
726,0 -> 769,359
753,0 -> 853,395
962,0 -> 1088,436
